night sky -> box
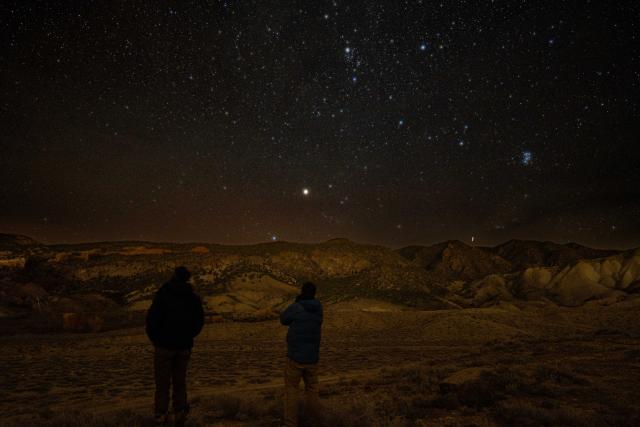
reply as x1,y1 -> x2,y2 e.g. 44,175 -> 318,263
1,1 -> 639,248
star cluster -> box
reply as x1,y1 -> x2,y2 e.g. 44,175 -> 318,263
1,1 -> 639,247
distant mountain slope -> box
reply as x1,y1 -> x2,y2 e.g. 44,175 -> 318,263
0,236 -> 453,330
397,240 -> 512,280
488,239 -> 616,271
0,233 -> 638,333
0,233 -> 40,249
451,248 -> 640,308
397,239 -> 618,279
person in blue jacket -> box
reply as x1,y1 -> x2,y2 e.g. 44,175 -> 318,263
280,281 -> 323,427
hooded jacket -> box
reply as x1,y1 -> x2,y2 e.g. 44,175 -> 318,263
145,278 -> 205,350
280,296 -> 323,364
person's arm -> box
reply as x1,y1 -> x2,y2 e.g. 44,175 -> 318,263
145,292 -> 164,344
192,295 -> 205,338
280,302 -> 301,325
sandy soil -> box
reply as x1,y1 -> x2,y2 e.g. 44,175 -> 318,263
1,303 -> 640,426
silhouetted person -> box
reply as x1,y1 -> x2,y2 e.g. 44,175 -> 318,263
146,266 -> 204,427
280,281 -> 323,427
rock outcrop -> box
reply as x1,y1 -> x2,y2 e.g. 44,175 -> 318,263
452,249 -> 640,307
0,233 -> 638,333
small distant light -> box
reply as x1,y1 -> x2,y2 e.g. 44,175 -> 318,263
271,235 -> 278,241
420,43 -> 427,51
302,188 -> 310,196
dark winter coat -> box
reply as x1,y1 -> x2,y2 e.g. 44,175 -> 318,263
280,296 -> 323,364
145,279 -> 205,350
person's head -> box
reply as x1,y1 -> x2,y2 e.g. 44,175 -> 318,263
300,281 -> 316,299
172,266 -> 191,283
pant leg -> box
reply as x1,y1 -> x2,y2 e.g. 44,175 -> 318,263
284,358 -> 303,427
171,349 -> 191,414
302,364 -> 321,426
154,347 -> 173,416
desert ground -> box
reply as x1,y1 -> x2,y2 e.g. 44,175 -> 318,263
2,234 -> 640,425
2,301 -> 640,426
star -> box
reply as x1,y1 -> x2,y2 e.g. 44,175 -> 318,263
2,1 -> 634,249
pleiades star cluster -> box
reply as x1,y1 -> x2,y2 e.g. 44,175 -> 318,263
1,1 -> 639,247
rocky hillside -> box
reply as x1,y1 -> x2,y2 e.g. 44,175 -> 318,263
0,237 -> 450,331
448,249 -> 640,307
488,239 -> 616,271
397,239 -> 617,280
0,234 -> 638,333
0,233 -> 40,249
398,240 -> 512,281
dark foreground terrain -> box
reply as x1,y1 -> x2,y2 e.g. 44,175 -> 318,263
2,233 -> 640,425
2,301 -> 640,426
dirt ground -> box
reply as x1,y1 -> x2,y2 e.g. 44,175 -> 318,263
1,302 -> 640,426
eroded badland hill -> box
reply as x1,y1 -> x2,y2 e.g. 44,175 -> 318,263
1,233 -> 639,426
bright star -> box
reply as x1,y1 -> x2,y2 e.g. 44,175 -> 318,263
302,188 -> 310,196
420,43 -> 427,51
522,151 -> 533,165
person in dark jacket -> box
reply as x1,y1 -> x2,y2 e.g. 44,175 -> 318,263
146,266 -> 204,427
280,281 -> 323,427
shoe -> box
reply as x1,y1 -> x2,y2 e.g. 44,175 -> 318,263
174,405 -> 190,427
153,413 -> 168,426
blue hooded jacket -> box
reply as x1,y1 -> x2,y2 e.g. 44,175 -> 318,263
280,297 -> 323,364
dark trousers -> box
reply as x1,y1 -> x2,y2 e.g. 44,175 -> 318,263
154,346 -> 191,415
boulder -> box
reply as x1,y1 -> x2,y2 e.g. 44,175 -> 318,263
62,312 -> 83,331
439,367 -> 500,407
86,314 -> 104,333
62,312 -> 104,333
440,367 -> 491,393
